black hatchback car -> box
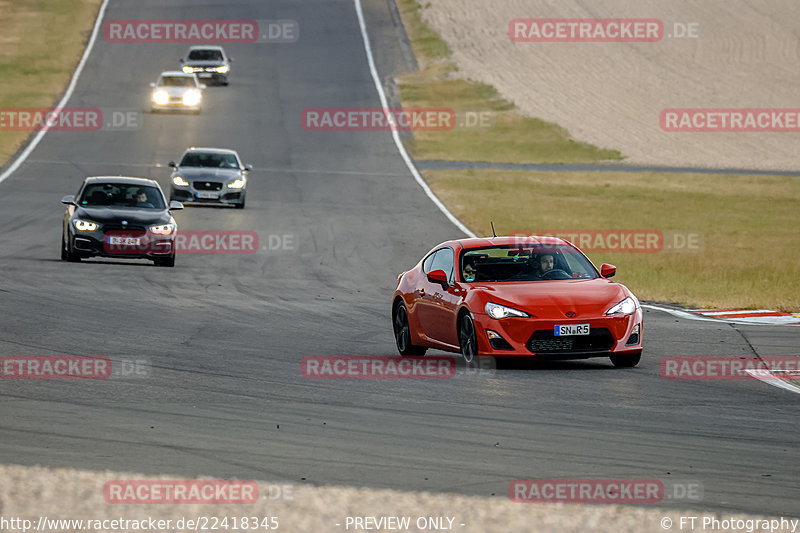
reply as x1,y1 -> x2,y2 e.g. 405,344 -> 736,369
61,177 -> 183,267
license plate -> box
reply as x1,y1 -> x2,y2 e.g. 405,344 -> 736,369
107,236 -> 140,246
196,191 -> 219,199
555,324 -> 590,336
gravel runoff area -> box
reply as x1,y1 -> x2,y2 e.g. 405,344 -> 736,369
0,464 -> 796,532
418,0 -> 800,171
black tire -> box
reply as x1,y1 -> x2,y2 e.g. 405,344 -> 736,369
458,313 -> 479,364
392,301 -> 426,356
61,234 -> 80,262
610,353 -> 641,368
235,196 -> 245,209
154,255 -> 175,267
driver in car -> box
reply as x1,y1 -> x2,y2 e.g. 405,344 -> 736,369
537,254 -> 555,276
134,190 -> 154,208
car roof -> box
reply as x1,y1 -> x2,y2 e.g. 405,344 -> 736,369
182,147 -> 239,155
159,70 -> 194,77
455,236 -> 571,249
83,176 -> 160,186
188,45 -> 225,51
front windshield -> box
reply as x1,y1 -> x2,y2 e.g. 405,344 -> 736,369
159,76 -> 195,87
188,49 -> 223,61
179,152 -> 239,168
78,183 -> 165,210
461,244 -> 599,282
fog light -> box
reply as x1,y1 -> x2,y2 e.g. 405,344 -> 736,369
486,330 -> 513,351
626,323 -> 641,345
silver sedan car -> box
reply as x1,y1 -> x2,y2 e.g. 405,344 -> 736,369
168,148 -> 251,208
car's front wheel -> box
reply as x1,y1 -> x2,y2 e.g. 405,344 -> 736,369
610,353 -> 641,368
61,233 -> 80,262
393,300 -> 426,356
459,313 -> 479,364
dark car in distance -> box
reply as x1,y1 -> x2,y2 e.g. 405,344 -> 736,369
180,45 -> 232,85
61,177 -> 183,267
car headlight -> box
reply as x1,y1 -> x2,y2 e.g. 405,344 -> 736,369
152,89 -> 169,105
214,65 -> 230,73
73,219 -> 99,231
485,302 -> 529,319
172,176 -> 189,187
149,223 -> 176,235
182,89 -> 201,106
606,297 -> 637,315
181,66 -> 194,73
227,178 -> 245,189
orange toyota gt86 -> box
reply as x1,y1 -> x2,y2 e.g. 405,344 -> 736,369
392,236 -> 643,367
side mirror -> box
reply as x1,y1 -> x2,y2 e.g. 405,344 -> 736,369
244,164 -> 253,171
168,201 -> 184,210
61,195 -> 75,205
427,269 -> 449,286
601,264 -> 616,278
168,161 -> 177,168
149,82 -> 156,88
229,57 -> 234,62
179,58 -> 184,63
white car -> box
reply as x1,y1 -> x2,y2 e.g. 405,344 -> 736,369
149,71 -> 205,113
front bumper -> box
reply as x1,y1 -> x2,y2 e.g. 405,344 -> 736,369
471,310 -> 643,359
171,184 -> 245,206
69,228 -> 175,259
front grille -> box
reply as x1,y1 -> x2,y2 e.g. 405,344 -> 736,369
527,328 -> 615,354
101,225 -> 146,232
194,181 -> 223,191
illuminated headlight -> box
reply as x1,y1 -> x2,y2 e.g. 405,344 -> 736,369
152,89 -> 169,105
182,66 -> 196,73
485,302 -> 529,319
149,223 -> 176,235
182,89 -> 201,106
213,65 -> 230,73
172,176 -> 189,187
227,178 -> 245,189
606,297 -> 637,315
73,219 -> 99,231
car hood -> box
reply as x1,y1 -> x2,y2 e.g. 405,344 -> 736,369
155,86 -> 197,97
471,279 -> 630,318
173,167 -> 242,180
184,60 -> 225,67
74,206 -> 171,226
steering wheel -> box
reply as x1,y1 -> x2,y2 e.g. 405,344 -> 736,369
541,269 -> 571,280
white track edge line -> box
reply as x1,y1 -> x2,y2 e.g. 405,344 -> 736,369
644,304 -> 800,326
353,0 -> 476,238
0,0 -> 111,185
745,369 -> 800,395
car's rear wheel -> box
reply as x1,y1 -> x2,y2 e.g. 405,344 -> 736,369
610,353 -> 641,368
393,301 -> 426,356
154,254 -> 175,267
459,313 -> 479,364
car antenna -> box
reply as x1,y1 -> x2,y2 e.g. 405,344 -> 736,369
490,221 -> 497,238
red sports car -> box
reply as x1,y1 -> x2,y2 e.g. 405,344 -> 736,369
391,236 -> 643,367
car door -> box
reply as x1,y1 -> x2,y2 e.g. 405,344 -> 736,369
421,247 -> 461,347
